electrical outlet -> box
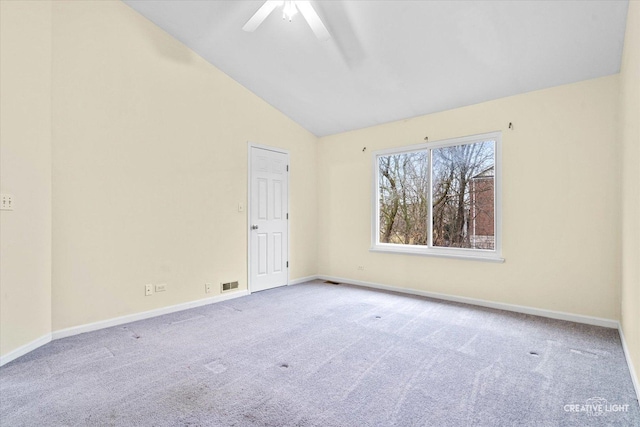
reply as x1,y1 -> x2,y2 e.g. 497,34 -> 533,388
1,194 -> 14,211
145,284 -> 153,296
205,283 -> 212,294
155,283 -> 167,292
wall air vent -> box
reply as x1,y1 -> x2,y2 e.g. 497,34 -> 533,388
221,281 -> 239,292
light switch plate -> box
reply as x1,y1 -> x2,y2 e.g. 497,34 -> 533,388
1,194 -> 14,211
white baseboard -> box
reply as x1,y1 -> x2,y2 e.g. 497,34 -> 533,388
618,324 -> 640,404
289,275 -> 320,286
52,290 -> 249,340
0,333 -> 52,367
316,275 -> 619,329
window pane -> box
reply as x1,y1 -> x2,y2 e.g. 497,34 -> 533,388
378,151 -> 428,245
432,141 -> 495,250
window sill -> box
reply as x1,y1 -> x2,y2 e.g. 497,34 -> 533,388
369,245 -> 505,263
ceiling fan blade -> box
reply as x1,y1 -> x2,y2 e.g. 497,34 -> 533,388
242,1 -> 282,32
296,1 -> 330,41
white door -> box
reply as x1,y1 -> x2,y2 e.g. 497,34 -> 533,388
249,146 -> 289,292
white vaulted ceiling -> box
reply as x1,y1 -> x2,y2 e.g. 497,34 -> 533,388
123,1 -> 629,137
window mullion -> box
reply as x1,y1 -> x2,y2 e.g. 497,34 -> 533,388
427,148 -> 433,248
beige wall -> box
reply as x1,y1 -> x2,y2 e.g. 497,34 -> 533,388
318,75 -> 621,320
50,0 -> 317,331
620,1 -> 640,388
0,1 -> 53,356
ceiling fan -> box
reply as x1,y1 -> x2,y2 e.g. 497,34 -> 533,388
242,1 -> 331,41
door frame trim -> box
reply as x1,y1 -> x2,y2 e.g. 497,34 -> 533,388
247,142 -> 290,294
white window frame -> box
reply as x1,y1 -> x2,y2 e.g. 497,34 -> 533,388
370,131 -> 504,262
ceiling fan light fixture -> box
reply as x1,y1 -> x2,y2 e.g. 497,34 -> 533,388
243,0 -> 330,41
283,1 -> 298,22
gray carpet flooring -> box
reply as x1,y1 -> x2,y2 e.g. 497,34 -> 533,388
1,280 -> 638,426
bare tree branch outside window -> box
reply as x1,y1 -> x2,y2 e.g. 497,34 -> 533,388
432,141 -> 494,249
379,151 -> 428,245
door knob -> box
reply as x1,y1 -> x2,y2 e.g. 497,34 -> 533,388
251,225 -> 259,230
